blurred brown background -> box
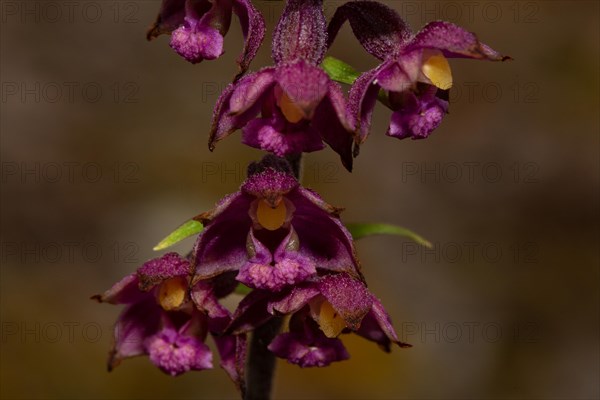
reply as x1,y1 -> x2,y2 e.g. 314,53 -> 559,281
1,0 -> 598,399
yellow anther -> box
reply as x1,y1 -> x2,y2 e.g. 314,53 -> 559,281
278,92 -> 305,123
422,52 -> 453,90
256,199 -> 287,231
158,277 -> 187,311
318,301 -> 346,338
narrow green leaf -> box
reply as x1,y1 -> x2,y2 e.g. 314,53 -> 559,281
234,283 -> 252,296
347,223 -> 432,248
153,219 -> 204,251
321,56 -> 361,85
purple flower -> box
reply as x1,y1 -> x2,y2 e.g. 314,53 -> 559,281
192,155 -> 363,291
208,0 -> 355,171
93,253 -> 245,386
268,308 -> 350,367
228,273 -> 410,368
328,1 -> 509,143
147,0 -> 265,75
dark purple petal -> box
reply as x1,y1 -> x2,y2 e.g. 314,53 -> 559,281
287,189 -> 363,280
275,60 -> 330,116
91,273 -> 143,305
200,0 -> 233,34
317,273 -> 372,330
191,280 -> 232,333
208,270 -> 241,298
137,253 -> 191,291
197,191 -> 243,223
147,0 -> 194,39
268,317 -> 349,367
327,1 -> 411,60
214,333 -> 247,391
267,283 -> 321,315
233,0 -> 266,77
386,88 -> 449,140
312,81 -> 355,171
272,0 -> 327,65
227,290 -> 275,334
145,325 -> 213,376
347,67 -> 380,143
192,193 -> 253,280
356,296 -> 411,351
229,68 -> 277,115
108,297 -> 162,371
208,68 -> 276,150
237,230 -> 317,291
208,81 -> 238,149
404,21 -> 509,61
294,186 -> 336,213
374,57 -> 419,93
241,116 -> 325,157
170,23 -> 224,63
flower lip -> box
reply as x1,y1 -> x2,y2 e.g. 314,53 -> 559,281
386,85 -> 449,140
236,229 -> 317,291
170,22 -> 225,63
145,326 -> 213,376
268,315 -> 350,367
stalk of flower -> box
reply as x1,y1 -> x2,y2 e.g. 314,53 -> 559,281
208,0 -> 356,171
92,253 -> 246,389
147,0 -> 265,76
328,1 -> 510,144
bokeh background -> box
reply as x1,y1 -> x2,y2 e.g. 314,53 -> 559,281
1,0 -> 598,399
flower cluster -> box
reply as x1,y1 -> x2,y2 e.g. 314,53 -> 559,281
97,0 -> 508,395
95,156 -> 407,379
146,0 -> 507,167
193,156 -> 409,367
93,253 -> 245,385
